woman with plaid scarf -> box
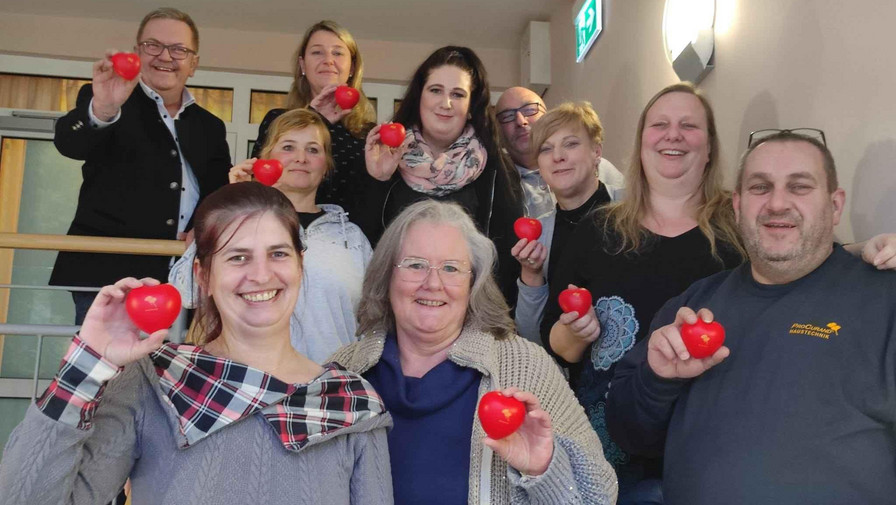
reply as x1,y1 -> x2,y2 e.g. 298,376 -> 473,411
0,183 -> 393,504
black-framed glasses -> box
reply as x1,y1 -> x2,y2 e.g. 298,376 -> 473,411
748,128 -> 826,148
496,102 -> 545,124
394,257 -> 472,286
138,41 -> 197,60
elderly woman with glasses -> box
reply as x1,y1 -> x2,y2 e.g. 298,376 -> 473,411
330,199 -> 617,505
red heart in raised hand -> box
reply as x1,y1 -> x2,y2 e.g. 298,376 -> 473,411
334,85 -> 360,110
125,284 -> 182,334
558,287 -> 593,319
514,217 -> 542,241
680,319 -> 726,359
478,391 -> 526,440
380,123 -> 406,148
111,52 -> 141,80
252,159 -> 283,186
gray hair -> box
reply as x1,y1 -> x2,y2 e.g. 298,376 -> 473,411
356,200 -> 514,339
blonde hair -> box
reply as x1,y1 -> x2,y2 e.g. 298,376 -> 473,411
601,82 -> 745,262
259,108 -> 335,174
529,101 -> 604,168
287,21 -> 375,138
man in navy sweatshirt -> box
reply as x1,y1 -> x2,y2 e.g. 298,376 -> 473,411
606,129 -> 896,505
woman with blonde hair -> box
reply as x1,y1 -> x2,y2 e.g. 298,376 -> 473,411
254,20 -> 376,224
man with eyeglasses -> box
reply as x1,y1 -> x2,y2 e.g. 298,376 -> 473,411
52,7 -> 231,324
606,130 -> 896,504
495,87 -> 624,218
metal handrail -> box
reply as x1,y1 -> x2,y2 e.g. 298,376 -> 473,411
0,232 -> 185,256
0,323 -> 79,400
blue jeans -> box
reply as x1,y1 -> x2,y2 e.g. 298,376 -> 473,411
72,291 -> 98,326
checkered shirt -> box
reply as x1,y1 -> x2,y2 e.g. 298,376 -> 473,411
36,335 -> 123,430
37,338 -> 386,452
151,343 -> 385,451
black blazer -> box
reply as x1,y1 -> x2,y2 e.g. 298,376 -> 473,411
50,84 -> 231,288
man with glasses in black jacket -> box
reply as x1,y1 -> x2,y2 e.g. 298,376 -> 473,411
51,7 -> 231,324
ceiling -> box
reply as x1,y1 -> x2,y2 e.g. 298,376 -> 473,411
0,0 -> 565,50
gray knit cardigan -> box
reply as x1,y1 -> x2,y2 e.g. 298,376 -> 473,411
0,356 -> 394,505
329,326 -> 619,504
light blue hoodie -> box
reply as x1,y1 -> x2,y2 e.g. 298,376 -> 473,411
170,204 -> 371,363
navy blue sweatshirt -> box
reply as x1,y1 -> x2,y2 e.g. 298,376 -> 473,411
607,245 -> 896,504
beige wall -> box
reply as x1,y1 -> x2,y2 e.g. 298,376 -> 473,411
0,11 -> 518,87
548,0 -> 896,242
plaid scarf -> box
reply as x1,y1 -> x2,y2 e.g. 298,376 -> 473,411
151,343 -> 385,452
398,124 -> 487,196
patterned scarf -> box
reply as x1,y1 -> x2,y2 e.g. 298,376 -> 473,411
398,124 -> 488,196
151,343 -> 386,452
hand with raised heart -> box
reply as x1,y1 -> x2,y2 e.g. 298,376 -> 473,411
90,50 -> 141,121
647,307 -> 729,379
481,388 -> 554,477
79,277 -> 171,367
310,84 -> 353,124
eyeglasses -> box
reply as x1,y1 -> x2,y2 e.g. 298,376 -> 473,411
394,257 -> 472,286
748,128 -> 826,148
138,41 -> 197,60
496,102 -> 545,124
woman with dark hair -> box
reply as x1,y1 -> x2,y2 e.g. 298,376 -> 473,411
364,46 -> 524,304
254,20 -> 375,219
0,183 -> 392,504
330,199 -> 617,505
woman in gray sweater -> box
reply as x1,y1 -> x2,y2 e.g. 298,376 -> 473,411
0,183 -> 392,505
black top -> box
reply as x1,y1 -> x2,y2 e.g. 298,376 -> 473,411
607,246 -> 896,504
542,215 -> 741,488
547,183 -> 611,281
296,210 -> 326,229
255,109 -> 371,229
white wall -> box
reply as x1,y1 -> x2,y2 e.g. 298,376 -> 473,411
0,11 -> 519,88
547,0 -> 896,242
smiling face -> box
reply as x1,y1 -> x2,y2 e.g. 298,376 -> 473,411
201,212 -> 302,336
536,124 -> 601,207
299,29 -> 352,97
136,18 -> 197,97
734,139 -> 845,284
418,65 -> 472,153
389,222 -> 471,347
496,87 -> 545,167
640,91 -> 711,191
269,126 -> 329,194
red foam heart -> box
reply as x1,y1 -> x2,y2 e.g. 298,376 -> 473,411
380,123 -> 406,148
334,85 -> 360,110
680,319 -> 726,359
252,159 -> 283,186
558,287 -> 593,319
125,284 -> 182,334
478,391 -> 526,440
111,52 -> 141,80
513,217 -> 542,241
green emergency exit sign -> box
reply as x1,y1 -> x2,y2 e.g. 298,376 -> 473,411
575,0 -> 602,62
